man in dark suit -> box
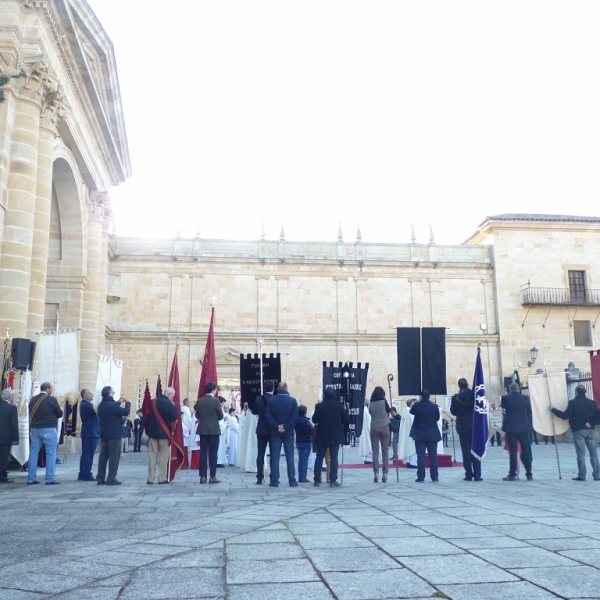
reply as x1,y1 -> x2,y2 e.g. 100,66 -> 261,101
252,379 -> 275,484
194,382 -> 223,484
78,387 -> 99,481
147,386 -> 178,484
501,382 -> 533,481
0,388 -> 19,484
410,390 -> 441,483
551,385 -> 600,481
450,377 -> 482,482
97,387 -> 131,486
312,387 -> 348,488
265,381 -> 298,487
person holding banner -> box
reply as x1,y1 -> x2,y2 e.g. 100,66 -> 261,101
410,390 -> 441,483
550,385 -> 600,481
500,383 -> 533,482
450,378 -> 482,482
253,380 -> 275,485
147,387 -> 178,484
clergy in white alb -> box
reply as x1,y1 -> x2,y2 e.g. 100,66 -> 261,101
227,408 -> 239,466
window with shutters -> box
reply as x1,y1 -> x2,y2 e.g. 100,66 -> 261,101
573,320 -> 592,347
569,270 -> 587,303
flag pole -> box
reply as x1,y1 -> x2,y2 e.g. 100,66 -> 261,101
258,337 -> 264,395
419,321 -> 423,392
544,362 -> 562,479
387,373 -> 399,482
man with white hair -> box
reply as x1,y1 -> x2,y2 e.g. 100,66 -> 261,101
147,386 -> 178,484
78,388 -> 99,481
0,388 -> 18,483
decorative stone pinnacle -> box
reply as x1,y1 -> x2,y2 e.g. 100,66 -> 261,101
338,222 -> 343,242
279,221 -> 285,241
356,223 -> 362,242
429,224 -> 435,244
411,224 -> 416,244
261,220 -> 265,240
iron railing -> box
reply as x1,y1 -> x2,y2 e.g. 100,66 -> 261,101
521,284 -> 600,306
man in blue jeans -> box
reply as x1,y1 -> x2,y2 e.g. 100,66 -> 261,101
294,405 -> 314,482
27,382 -> 63,485
266,381 -> 298,487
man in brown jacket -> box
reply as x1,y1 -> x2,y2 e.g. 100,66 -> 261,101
194,382 -> 223,484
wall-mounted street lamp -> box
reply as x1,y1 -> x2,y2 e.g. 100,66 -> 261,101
528,345 -> 539,367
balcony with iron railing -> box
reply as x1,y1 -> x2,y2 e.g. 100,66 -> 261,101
521,283 -> 600,306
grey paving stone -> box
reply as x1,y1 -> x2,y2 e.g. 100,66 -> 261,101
353,525 -> 431,539
377,535 -> 464,556
438,581 -> 561,599
96,552 -> 159,567
511,565 -> 600,597
226,558 -> 319,584
0,590 -> 47,600
488,523 -> 566,539
450,537 -> 532,550
307,547 -> 400,571
227,529 -> 296,545
227,582 -> 334,600
120,566 -> 223,599
157,548 -> 225,568
323,568 -> 436,599
559,548 -> 600,568
471,546 -> 580,568
0,572 -> 94,595
401,554 -> 518,584
295,533 -> 375,549
226,542 -> 305,561
49,587 -> 122,600
525,537 -> 600,551
287,520 -> 355,535
420,523 -> 497,538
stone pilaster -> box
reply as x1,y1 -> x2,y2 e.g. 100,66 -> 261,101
26,83 -> 68,340
79,192 -> 109,389
0,57 -> 50,338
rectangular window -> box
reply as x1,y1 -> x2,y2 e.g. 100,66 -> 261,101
573,320 -> 593,347
569,270 -> 587,304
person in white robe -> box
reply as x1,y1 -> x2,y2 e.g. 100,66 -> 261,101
359,401 -> 373,463
398,399 -> 418,467
181,398 -> 193,468
227,408 -> 239,466
216,397 -> 228,467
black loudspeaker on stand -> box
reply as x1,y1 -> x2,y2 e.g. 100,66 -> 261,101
10,338 -> 36,371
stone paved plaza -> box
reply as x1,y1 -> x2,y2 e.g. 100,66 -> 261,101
2,442 -> 600,599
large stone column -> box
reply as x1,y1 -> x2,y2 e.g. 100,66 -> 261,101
97,212 -> 112,356
0,60 -> 49,338
26,89 -> 67,340
79,192 -> 109,390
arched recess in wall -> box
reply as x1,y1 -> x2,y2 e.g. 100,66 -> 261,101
46,154 -> 86,329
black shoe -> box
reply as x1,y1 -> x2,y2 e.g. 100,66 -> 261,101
330,482 -> 341,488
217,464 -> 225,468
299,478 -> 309,483
147,481 -> 154,484
406,464 -> 418,469
56,458 -> 62,464
46,481 -> 60,485
463,477 -> 473,481
27,481 -> 40,485
0,479 -> 13,484
269,482 -> 278,487
432,479 -> 439,483
415,479 -> 424,483
106,481 -> 122,486
97,480 -> 106,485
526,475 -> 534,481
255,480 -> 263,485
573,477 -> 586,481
474,478 -> 483,482
158,481 -> 169,485
289,481 -> 298,487
82,476 -> 96,481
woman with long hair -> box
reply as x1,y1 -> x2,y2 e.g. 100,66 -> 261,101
369,386 -> 391,482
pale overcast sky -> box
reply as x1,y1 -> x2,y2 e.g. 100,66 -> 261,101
88,1 -> 600,245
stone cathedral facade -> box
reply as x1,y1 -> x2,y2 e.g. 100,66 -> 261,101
2,2 -> 599,410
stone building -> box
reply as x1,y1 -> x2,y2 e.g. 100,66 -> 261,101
0,0 -> 130,391
106,214 -> 600,408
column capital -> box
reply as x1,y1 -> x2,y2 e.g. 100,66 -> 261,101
87,191 -> 114,229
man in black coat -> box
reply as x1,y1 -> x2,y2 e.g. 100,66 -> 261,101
97,387 -> 131,486
500,383 -> 533,481
312,387 -> 349,487
0,388 -> 19,484
551,385 -> 600,481
252,379 -> 275,484
450,378 -> 482,482
265,381 -> 298,487
147,387 -> 178,484
410,390 -> 442,483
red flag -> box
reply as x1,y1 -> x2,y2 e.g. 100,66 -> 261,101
168,347 -> 185,481
198,307 -> 218,398
142,380 -> 151,435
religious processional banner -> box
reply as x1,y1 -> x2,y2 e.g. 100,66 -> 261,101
322,361 -> 369,446
527,372 -> 570,437
590,351 -> 600,410
240,353 -> 281,410
65,401 -> 78,437
396,327 -> 447,395
471,346 -> 488,460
